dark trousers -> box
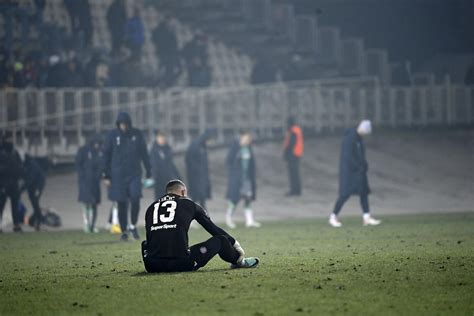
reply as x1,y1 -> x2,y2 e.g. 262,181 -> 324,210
0,183 -> 21,226
142,235 -> 240,273
26,187 -> 43,228
333,194 -> 370,215
85,203 -> 98,230
117,198 -> 140,232
287,156 -> 301,195
107,204 -> 114,224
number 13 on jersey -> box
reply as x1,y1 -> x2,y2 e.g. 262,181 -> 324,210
153,201 -> 177,224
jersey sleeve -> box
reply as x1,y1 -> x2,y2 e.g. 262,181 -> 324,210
194,203 -> 236,245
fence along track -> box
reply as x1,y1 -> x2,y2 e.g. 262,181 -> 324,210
0,78 -> 472,161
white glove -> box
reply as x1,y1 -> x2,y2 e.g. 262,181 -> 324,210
142,178 -> 155,189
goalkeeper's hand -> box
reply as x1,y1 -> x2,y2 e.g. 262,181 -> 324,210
142,178 -> 155,189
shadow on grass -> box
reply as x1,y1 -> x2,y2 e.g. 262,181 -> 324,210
131,267 -> 234,277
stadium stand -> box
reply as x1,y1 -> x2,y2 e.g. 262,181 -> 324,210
0,0 -> 401,89
0,0 -> 252,88
2,0 -> 473,89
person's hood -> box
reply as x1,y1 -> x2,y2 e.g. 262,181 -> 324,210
87,134 -> 103,147
116,112 -> 132,129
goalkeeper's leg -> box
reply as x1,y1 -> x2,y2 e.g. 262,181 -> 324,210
189,235 -> 241,270
190,236 -> 259,270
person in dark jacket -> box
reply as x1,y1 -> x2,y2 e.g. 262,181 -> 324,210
106,0 -> 127,53
185,130 -> 216,209
149,130 -> 181,200
76,135 -> 103,233
64,59 -> 85,87
0,134 -> 23,233
103,112 -> 152,241
63,0 -> 92,47
181,32 -> 208,68
283,117 -> 304,196
20,154 -> 46,231
123,8 -> 145,59
225,130 -> 260,229
152,16 -> 181,87
329,120 -> 381,228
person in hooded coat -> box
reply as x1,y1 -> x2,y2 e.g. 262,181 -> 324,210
103,112 -> 151,241
225,130 -> 260,229
21,154 -> 46,231
76,135 -> 103,233
185,130 -> 215,208
149,130 -> 181,200
329,120 -> 381,228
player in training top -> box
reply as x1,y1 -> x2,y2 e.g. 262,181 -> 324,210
142,180 -> 259,273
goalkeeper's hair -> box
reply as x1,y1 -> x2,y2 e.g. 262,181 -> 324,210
166,179 -> 186,193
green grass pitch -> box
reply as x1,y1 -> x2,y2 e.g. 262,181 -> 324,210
1,212 -> 473,315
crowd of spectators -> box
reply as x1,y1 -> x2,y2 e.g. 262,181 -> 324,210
152,16 -> 211,88
0,0 -> 212,89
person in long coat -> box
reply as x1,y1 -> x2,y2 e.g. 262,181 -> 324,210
0,134 -> 23,233
103,112 -> 151,241
21,154 -> 46,231
76,135 -> 103,233
149,130 -> 181,200
225,130 -> 260,229
329,120 -> 381,227
185,130 -> 215,208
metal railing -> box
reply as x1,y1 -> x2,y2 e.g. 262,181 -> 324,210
0,77 -> 472,161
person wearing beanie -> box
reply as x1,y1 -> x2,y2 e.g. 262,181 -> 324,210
329,120 -> 381,227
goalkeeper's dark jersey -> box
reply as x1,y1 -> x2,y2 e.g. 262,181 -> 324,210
145,193 -> 234,259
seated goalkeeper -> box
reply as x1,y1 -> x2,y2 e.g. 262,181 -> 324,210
141,179 -> 259,273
